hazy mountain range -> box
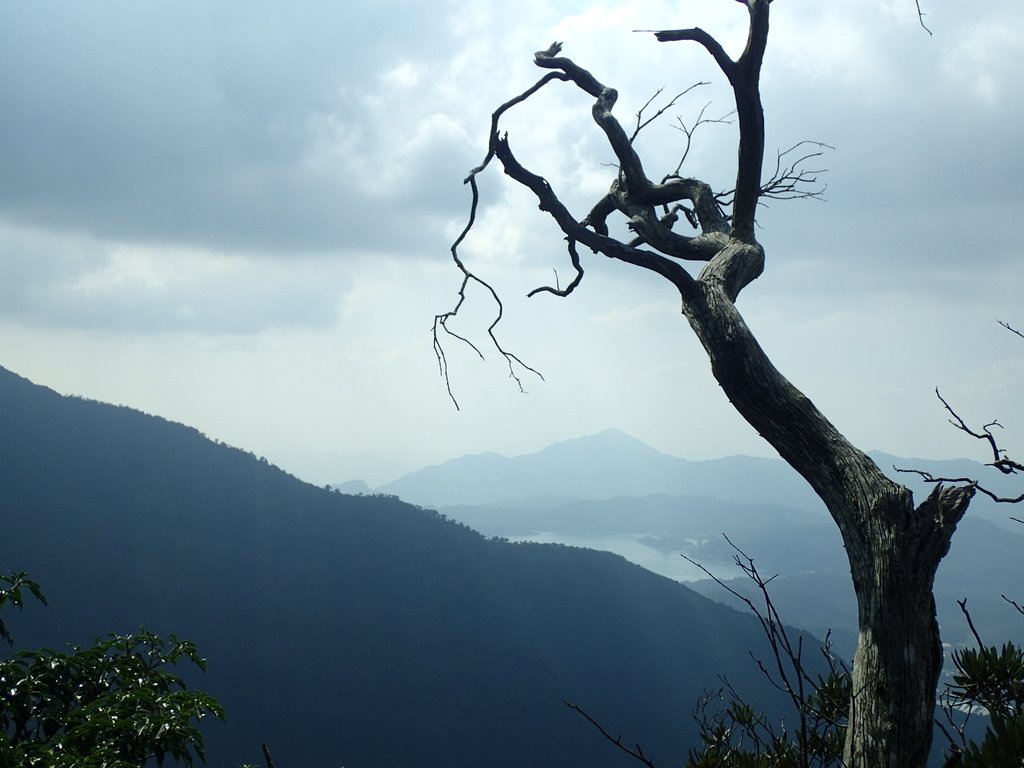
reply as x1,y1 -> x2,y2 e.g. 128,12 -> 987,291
349,428 -> 1024,660
0,365 -> 817,767
373,428 -> 822,511
364,427 -> 1021,528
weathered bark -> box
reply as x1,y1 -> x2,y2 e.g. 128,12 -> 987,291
445,1 -> 977,765
678,273 -> 974,766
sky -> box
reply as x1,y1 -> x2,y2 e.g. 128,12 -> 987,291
1,0 -> 1022,487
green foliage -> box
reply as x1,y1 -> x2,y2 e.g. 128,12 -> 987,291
1,571 -> 223,768
684,592 -> 1024,768
0,571 -> 47,646
944,640 -> 1024,767
958,711 -> 1024,767
681,543 -> 850,768
951,642 -> 1024,720
687,670 -> 849,768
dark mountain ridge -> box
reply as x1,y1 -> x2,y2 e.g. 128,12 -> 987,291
0,365 -> 805,767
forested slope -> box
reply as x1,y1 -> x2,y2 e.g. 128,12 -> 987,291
0,365 -> 805,767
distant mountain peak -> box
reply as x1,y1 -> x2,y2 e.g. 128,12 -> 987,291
378,427 -> 827,511
331,479 -> 372,495
552,427 -> 663,449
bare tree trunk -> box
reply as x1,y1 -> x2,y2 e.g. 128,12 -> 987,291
681,278 -> 974,766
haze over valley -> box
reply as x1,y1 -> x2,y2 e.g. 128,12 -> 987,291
345,427 -> 1024,660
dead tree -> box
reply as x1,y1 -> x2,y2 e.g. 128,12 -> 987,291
437,3 -> 975,767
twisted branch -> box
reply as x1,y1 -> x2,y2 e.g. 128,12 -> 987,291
432,160 -> 542,409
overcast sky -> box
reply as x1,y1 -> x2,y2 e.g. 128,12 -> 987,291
2,1 -> 1022,486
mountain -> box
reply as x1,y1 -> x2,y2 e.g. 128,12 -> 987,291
389,433 -> 1021,664
378,428 -> 824,510
378,430 -> 1019,530
0,366 -> 808,767
331,477 -> 372,494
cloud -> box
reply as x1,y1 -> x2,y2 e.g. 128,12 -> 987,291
1,0 -> 1022,480
746,1 -> 1024,305
0,223 -> 350,333
0,0 -> 472,256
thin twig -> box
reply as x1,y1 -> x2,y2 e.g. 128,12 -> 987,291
915,0 -> 933,36
630,81 -> 710,143
669,102 -> 735,177
564,700 -> 657,767
719,141 -> 833,208
998,319 -> 1024,340
957,599 -> 985,648
682,538 -> 850,766
1002,594 -> 1024,618
894,387 -> 1023,503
